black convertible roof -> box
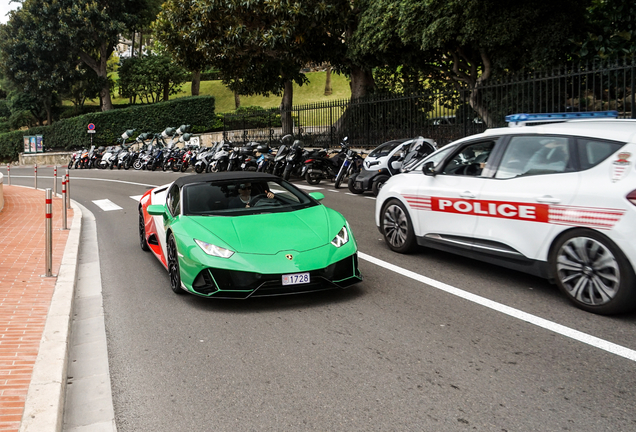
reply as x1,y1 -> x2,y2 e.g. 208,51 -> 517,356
172,172 -> 279,188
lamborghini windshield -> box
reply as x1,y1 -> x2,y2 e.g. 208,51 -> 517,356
182,178 -> 318,216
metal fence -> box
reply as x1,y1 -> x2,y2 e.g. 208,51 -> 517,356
221,56 -> 635,149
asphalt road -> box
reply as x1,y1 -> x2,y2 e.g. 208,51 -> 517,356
7,166 -> 636,431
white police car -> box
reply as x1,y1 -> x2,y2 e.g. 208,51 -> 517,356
375,111 -> 636,315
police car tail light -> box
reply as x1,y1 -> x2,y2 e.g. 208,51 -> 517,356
627,190 -> 636,206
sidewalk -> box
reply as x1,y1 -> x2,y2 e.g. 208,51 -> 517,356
0,185 -> 80,432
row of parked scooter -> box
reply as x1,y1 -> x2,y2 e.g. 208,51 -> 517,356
68,125 -> 438,195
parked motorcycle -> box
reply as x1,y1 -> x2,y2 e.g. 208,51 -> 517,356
282,139 -> 306,181
271,134 -> 294,177
301,147 -> 346,185
333,137 -> 364,188
256,144 -> 276,173
68,150 -> 81,169
209,142 -> 232,172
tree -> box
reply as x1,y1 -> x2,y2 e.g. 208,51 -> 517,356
154,0 -> 352,133
0,0 -> 78,124
353,0 -> 589,126
154,0 -> 209,96
1,0 -> 158,112
118,54 -> 188,104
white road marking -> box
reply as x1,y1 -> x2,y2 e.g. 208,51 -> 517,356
365,196 -> 376,200
92,199 -> 123,211
130,195 -> 143,202
359,251 -> 636,362
327,189 -> 339,193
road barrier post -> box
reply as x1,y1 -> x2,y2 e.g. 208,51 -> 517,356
66,170 -> 70,208
62,176 -> 68,230
34,164 -> 38,189
53,165 -> 58,195
44,188 -> 53,277
6,164 -> 10,186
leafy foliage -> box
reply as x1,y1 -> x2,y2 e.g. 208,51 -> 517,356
0,0 -> 78,125
0,96 -> 217,161
353,0 -> 589,126
576,0 -> 636,59
118,54 -> 188,103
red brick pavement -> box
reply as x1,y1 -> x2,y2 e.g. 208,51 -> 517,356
0,186 -> 72,432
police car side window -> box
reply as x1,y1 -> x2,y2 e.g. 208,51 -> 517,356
419,145 -> 454,170
441,141 -> 494,176
496,136 -> 570,179
576,138 -> 624,170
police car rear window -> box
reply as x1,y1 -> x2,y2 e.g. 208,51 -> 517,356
576,138 -> 624,170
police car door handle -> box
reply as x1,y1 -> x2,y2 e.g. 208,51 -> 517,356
460,191 -> 476,199
536,195 -> 561,204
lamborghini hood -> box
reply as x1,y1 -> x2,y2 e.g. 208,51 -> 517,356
189,205 -> 345,254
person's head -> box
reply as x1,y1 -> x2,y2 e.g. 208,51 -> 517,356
238,183 -> 252,196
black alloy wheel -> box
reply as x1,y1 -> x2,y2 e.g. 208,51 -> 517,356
138,209 -> 150,252
551,229 -> 636,315
381,199 -> 416,253
167,234 -> 184,294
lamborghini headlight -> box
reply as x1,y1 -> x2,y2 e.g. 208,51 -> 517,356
331,226 -> 349,248
194,239 -> 235,258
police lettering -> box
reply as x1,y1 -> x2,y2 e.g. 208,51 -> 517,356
436,199 -> 537,220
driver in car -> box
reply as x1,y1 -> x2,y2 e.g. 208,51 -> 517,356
228,182 -> 275,208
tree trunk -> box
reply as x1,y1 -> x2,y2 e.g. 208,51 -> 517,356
464,49 -> 494,127
324,66 -> 332,96
131,30 -> 135,57
332,65 -> 375,134
191,70 -> 201,96
280,80 -> 293,135
100,85 -> 114,111
44,97 -> 52,126
163,81 -> 170,101
79,42 -> 114,111
234,92 -> 241,109
349,65 -> 375,99
468,86 -> 494,128
139,31 -> 143,56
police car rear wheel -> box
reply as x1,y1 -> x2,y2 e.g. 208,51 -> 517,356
551,230 -> 636,315
381,200 -> 416,253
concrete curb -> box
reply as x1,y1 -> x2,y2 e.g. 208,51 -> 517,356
19,200 -> 82,432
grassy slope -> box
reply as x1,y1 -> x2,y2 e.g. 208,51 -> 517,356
100,71 -> 352,113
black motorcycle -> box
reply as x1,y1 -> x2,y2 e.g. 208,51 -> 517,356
333,137 -> 364,189
301,147 -> 346,185
271,134 -> 295,177
282,139 -> 306,181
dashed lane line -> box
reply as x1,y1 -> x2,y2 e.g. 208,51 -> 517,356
92,199 -> 123,211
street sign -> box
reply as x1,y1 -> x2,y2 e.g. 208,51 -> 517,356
88,123 -> 96,134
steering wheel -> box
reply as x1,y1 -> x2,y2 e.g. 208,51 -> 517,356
464,163 -> 481,176
248,194 -> 267,206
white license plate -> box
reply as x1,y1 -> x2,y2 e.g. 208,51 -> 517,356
241,163 -> 246,169
282,272 -> 310,286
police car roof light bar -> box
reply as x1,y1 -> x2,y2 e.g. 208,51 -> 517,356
505,111 -> 619,127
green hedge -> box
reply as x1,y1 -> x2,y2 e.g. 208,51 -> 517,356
0,96 -> 216,162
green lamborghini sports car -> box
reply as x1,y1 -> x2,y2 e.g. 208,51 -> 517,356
138,172 -> 363,297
